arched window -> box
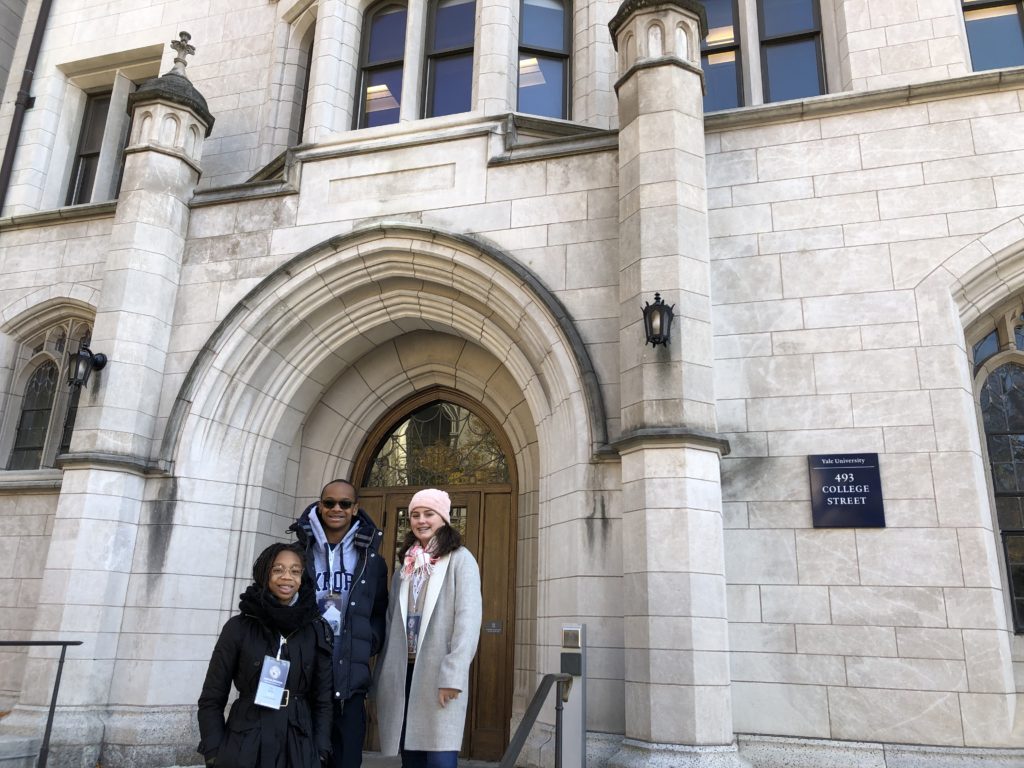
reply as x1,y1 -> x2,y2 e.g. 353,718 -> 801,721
424,0 -> 476,117
356,2 -> 408,128
980,363 -> 1024,631
364,400 -> 509,487
517,0 -> 570,119
3,320 -> 91,471
8,362 -> 59,470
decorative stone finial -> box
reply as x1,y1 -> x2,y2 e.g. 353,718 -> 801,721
128,29 -> 215,138
169,31 -> 195,77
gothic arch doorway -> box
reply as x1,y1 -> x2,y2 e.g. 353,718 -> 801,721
354,387 -> 517,760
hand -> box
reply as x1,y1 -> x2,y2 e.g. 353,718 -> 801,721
438,687 -> 460,707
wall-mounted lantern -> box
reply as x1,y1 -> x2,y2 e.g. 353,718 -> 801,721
67,346 -> 107,388
642,293 -> 674,347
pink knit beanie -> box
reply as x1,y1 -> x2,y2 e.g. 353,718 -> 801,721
408,488 -> 451,524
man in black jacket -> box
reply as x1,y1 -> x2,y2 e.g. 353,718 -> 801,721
290,479 -> 389,768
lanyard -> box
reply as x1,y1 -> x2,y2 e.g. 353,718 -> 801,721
276,635 -> 286,661
326,541 -> 344,581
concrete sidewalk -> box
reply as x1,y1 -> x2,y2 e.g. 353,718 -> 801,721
169,754 -> 498,767
363,754 -> 498,767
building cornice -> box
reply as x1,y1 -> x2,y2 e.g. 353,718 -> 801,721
609,426 -> 731,456
56,451 -> 171,476
705,67 -> 1024,132
0,201 -> 116,231
0,469 -> 63,492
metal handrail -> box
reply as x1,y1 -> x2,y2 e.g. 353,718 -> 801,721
499,673 -> 573,768
0,640 -> 82,768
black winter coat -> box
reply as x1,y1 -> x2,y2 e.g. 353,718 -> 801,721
197,589 -> 334,768
290,505 -> 389,700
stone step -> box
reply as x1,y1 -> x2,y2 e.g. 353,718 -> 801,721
0,736 -> 38,768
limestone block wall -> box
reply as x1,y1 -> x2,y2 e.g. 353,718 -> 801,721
0,488 -> 56,709
172,126 -> 621,443
833,0 -> 970,91
0,216 -> 109,321
707,83 -> 1024,746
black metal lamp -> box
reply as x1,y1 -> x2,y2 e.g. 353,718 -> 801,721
642,292 -> 674,347
67,346 -> 107,388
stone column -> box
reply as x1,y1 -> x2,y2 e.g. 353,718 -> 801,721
477,0 -> 518,115
307,0 -> 360,140
608,3 -> 747,766
0,34 -> 214,767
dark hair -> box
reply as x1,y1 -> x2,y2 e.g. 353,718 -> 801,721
320,478 -> 356,499
398,524 -> 461,561
252,542 -> 306,587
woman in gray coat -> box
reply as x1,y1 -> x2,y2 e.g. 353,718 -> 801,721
374,488 -> 482,768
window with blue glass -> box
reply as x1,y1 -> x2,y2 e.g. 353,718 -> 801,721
963,2 -> 1024,71
757,0 -> 824,103
517,0 -> 570,119
425,0 -> 477,117
357,3 -> 408,128
701,0 -> 742,111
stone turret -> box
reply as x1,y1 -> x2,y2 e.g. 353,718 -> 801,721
0,32 -> 216,767
608,3 -> 749,767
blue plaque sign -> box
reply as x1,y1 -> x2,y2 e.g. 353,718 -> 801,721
808,453 -> 885,528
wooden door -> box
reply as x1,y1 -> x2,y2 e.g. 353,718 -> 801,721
360,487 -> 515,760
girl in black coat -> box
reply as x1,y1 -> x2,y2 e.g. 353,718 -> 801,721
198,543 -> 334,767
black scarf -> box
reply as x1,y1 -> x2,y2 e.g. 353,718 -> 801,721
238,578 -> 320,636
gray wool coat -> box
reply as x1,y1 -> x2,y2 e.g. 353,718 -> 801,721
374,546 -> 482,754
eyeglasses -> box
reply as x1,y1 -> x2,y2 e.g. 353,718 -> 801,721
320,499 -> 355,510
271,566 -> 304,578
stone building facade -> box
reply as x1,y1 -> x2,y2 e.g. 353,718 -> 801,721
0,0 -> 1023,766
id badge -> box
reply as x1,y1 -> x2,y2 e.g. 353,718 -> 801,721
323,594 -> 342,636
254,656 -> 290,709
406,613 -> 421,652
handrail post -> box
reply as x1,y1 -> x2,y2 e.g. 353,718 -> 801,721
36,642 -> 69,768
498,673 -> 572,768
554,679 -> 565,768
0,640 -> 81,768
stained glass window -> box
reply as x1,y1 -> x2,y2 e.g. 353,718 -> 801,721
8,362 -> 59,470
981,362 -> 1024,630
365,400 -> 509,486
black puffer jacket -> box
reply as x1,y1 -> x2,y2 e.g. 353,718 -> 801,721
289,505 -> 389,699
197,582 -> 334,768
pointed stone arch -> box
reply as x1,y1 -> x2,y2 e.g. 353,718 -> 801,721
162,222 -> 606,475
159,223 -> 608,608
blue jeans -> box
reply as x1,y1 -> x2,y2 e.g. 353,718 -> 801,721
401,750 -> 458,768
400,662 -> 458,768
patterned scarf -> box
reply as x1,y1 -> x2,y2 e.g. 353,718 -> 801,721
401,541 -> 438,579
